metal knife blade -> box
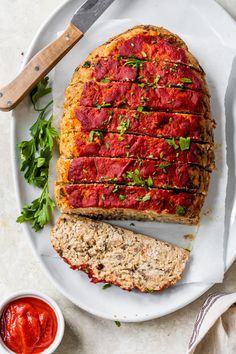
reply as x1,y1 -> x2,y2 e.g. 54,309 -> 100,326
71,0 -> 115,33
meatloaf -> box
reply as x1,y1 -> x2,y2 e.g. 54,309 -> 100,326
56,25 -> 215,224
51,214 -> 190,292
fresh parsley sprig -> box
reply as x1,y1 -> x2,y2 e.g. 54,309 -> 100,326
17,77 -> 57,231
17,181 -> 55,232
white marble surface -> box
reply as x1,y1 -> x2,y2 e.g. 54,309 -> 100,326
0,1 -> 236,353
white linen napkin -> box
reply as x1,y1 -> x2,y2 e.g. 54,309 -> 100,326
187,292 -> 236,354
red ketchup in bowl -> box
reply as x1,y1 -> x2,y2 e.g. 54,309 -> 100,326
0,297 -> 58,354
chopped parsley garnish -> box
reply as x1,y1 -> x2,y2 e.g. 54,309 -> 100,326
158,162 -> 171,174
124,58 -> 144,69
100,78 -> 110,83
125,169 -> 153,189
89,130 -> 104,142
140,96 -> 146,103
137,106 -> 145,112
147,176 -> 153,187
17,77 -> 57,231
136,194 -> 151,202
180,77 -> 192,84
165,138 -> 179,150
160,151 -> 164,159
117,118 -> 130,140
176,205 -> 186,216
179,137 -> 191,151
138,83 -> 145,88
112,185 -> 120,193
114,321 -> 121,327
102,283 -> 112,289
132,113 -> 139,119
119,194 -> 126,201
155,75 -> 161,83
145,288 -> 155,293
95,102 -> 111,110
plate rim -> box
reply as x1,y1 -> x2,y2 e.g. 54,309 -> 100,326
11,0 -> 236,322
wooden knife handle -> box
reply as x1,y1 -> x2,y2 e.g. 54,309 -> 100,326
0,23 -> 83,112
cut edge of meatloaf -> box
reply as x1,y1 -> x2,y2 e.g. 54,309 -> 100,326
59,132 -> 215,171
84,25 -> 202,72
56,157 -> 210,194
60,107 -> 215,143
64,81 -> 210,114
55,184 -> 205,225
70,58 -> 209,94
51,214 -> 190,292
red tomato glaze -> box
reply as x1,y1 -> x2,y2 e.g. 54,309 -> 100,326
0,297 -> 58,354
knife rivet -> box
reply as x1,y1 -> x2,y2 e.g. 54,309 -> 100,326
0,93 -> 3,98
35,65 -> 40,71
7,100 -> 12,107
64,35 -> 70,41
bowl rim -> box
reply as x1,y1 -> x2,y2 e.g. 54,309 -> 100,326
0,289 -> 65,354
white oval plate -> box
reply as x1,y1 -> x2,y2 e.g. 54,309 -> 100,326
12,0 -> 236,322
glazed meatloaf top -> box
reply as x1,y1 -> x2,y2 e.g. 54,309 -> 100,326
56,25 -> 215,224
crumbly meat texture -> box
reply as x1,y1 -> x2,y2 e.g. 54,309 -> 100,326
51,214 -> 190,292
57,157 -> 210,194
60,107 -> 214,143
55,184 -> 205,224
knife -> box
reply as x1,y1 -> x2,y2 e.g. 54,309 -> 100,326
0,0 -> 115,112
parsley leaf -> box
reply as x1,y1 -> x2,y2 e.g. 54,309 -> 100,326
17,77 -> 57,231
119,194 -> 126,201
136,194 -> 151,202
95,102 -> 111,110
117,118 -> 130,140
17,182 -> 55,231
165,138 -> 179,150
30,77 -> 52,111
179,137 -> 191,151
102,283 -> 112,289
176,205 -> 186,216
115,321 -> 121,327
124,58 -> 144,69
89,130 -> 104,142
180,77 -> 192,84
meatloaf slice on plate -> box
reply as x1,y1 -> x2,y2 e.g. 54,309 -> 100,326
51,214 -> 190,292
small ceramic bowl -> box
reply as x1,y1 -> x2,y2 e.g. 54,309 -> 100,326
0,290 -> 65,354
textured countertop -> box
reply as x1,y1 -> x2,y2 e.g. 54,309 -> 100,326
0,1 -> 236,353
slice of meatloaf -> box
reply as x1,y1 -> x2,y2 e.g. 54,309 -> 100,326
64,81 -> 210,114
71,58 -> 208,93
51,214 -> 190,292
57,157 -> 210,194
55,184 -> 205,224
60,107 -> 214,143
60,132 -> 215,171
85,25 -> 202,71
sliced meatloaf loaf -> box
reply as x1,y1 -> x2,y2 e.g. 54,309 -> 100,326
51,214 -> 190,292
71,58 -> 209,93
57,157 -> 210,194
60,107 -> 214,143
55,184 -> 204,224
55,25 -> 215,224
60,132 -> 214,171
